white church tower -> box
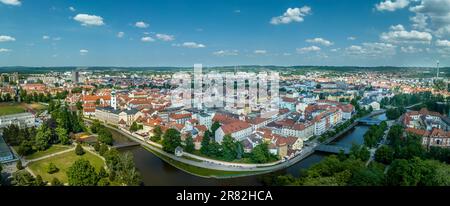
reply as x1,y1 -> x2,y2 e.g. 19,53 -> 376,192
111,90 -> 117,110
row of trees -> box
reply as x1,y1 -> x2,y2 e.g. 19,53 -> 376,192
264,146 -> 450,186
2,102 -> 85,157
363,121 -> 387,148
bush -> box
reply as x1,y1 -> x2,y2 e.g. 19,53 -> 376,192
51,177 -> 63,186
99,144 -> 109,156
75,144 -> 85,156
97,178 -> 110,186
47,163 -> 59,174
16,160 -> 23,170
94,141 -> 101,152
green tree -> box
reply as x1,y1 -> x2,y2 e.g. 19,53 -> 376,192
221,135 -> 239,161
76,101 -> 83,111
75,144 -> 85,156
162,128 -> 181,153
386,159 -> 421,186
375,145 -> 394,164
184,135 -> 195,153
90,120 -> 102,134
35,175 -> 46,186
98,128 -> 114,145
207,142 -> 222,157
66,159 -> 99,186
97,178 -> 110,186
250,143 -> 275,163
55,127 -> 70,145
349,164 -> 385,186
16,159 -> 23,170
12,170 -> 36,186
94,141 -> 101,152
349,144 -> 370,161
98,167 -> 108,178
51,177 -> 63,186
130,122 -> 139,132
211,121 -> 221,138
99,144 -> 109,156
34,125 -> 52,151
150,126 -> 162,142
116,152 -> 142,186
47,162 -> 59,174
200,130 -> 211,155
17,141 -> 34,156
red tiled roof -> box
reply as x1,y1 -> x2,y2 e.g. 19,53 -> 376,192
220,120 -> 251,134
169,113 -> 192,120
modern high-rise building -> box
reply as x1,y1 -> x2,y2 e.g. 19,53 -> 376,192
72,71 -> 79,83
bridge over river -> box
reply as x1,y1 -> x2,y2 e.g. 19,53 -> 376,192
315,143 -> 353,154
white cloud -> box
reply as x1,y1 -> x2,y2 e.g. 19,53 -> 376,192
141,36 -> 155,42
69,6 -> 76,12
380,24 -> 433,44
181,42 -> 205,48
156,33 -> 175,41
79,49 -> 88,55
73,14 -> 105,26
42,35 -> 61,41
283,53 -> 292,56
254,50 -> 267,54
347,36 -> 357,41
375,0 -> 410,12
117,32 -> 125,38
0,35 -> 15,42
410,0 -> 450,36
436,39 -> 450,47
0,48 -> 11,52
135,21 -> 149,29
270,6 -> 311,25
400,45 -> 423,53
0,0 -> 21,6
410,13 -> 428,30
213,50 -> 239,56
306,38 -> 334,46
330,48 -> 341,52
296,46 -> 321,53
345,42 -> 397,57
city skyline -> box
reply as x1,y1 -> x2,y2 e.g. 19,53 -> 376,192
1,0 -> 450,67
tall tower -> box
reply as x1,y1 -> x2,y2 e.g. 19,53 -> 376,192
436,60 -> 440,79
111,90 -> 117,110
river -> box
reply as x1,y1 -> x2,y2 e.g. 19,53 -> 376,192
112,113 -> 387,186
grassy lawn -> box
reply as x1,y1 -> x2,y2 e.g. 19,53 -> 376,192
25,145 -> 73,160
142,146 -> 261,178
0,103 -> 26,116
0,102 -> 47,116
28,151 -> 105,183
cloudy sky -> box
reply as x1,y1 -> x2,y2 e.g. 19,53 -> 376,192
0,0 -> 450,67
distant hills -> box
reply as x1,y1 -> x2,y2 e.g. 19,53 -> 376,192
0,65 -> 448,75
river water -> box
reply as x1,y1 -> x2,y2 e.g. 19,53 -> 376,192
113,114 -> 387,186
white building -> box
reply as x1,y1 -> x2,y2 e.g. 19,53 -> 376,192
215,120 -> 253,143
0,113 -> 35,129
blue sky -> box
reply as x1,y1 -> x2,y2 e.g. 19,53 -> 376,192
0,0 -> 450,67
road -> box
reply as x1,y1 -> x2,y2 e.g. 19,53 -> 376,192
366,120 -> 394,166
